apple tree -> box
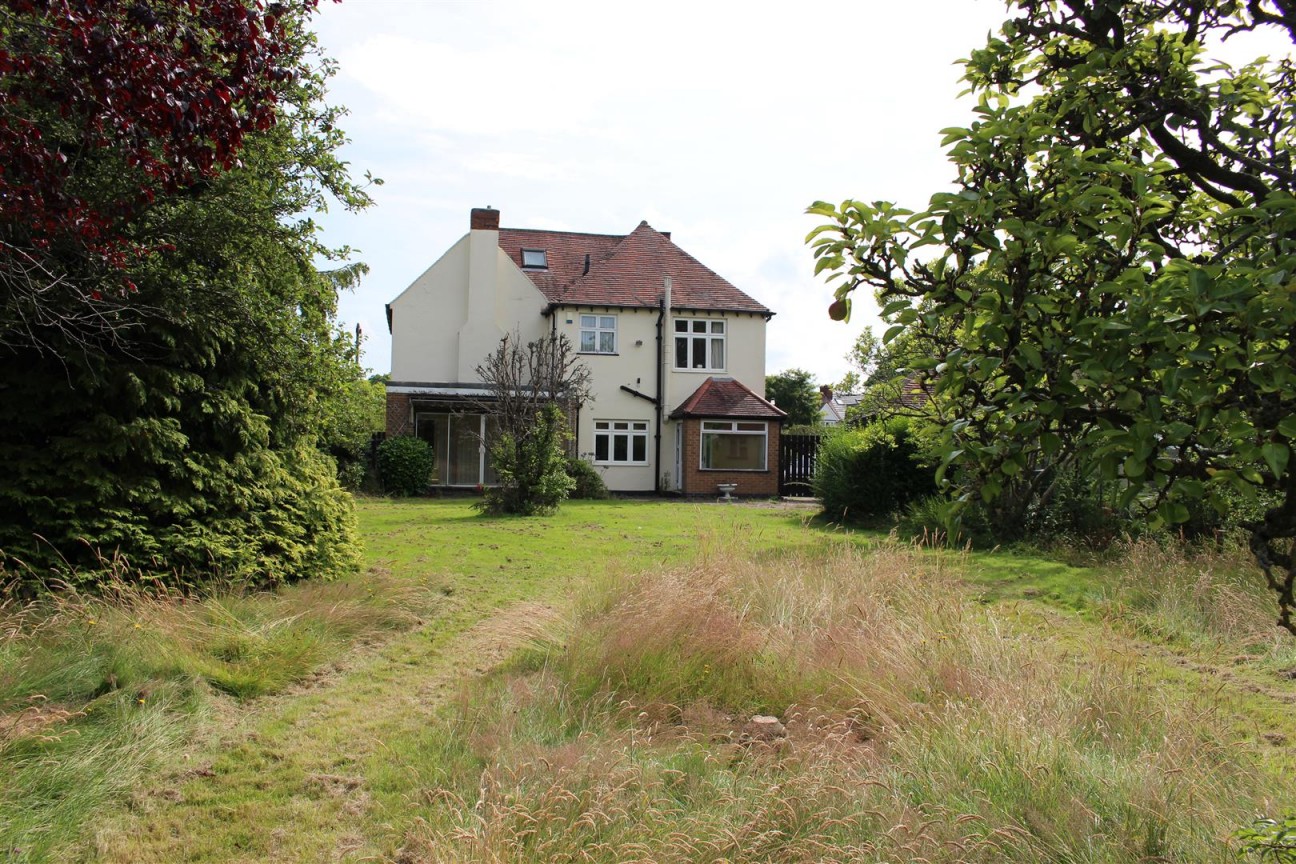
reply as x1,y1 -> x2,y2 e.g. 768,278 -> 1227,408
808,0 -> 1296,630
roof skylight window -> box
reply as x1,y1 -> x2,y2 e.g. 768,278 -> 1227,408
521,249 -> 547,269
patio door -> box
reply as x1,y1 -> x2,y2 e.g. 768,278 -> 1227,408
414,412 -> 499,486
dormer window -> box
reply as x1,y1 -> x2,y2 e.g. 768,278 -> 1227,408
521,249 -> 547,269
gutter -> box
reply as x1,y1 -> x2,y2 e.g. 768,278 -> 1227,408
655,277 -> 671,494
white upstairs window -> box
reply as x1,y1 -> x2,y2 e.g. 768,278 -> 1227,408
673,318 -> 725,370
580,314 -> 617,354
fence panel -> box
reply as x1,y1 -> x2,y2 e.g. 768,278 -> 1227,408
779,433 -> 820,497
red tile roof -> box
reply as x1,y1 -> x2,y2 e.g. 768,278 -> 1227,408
498,221 -> 771,316
670,377 -> 786,420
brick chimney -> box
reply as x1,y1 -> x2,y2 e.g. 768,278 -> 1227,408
470,207 -> 499,230
820,384 -> 833,404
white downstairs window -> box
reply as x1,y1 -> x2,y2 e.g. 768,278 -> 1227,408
594,420 -> 648,464
700,420 -> 767,471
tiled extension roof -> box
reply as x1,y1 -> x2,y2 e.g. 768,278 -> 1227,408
670,377 -> 787,420
498,221 -> 771,316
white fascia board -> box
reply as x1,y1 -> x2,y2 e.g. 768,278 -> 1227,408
388,385 -> 494,397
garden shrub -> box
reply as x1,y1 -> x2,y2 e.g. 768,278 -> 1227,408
565,457 -> 609,500
814,417 -> 936,522
1018,464 -> 1131,547
479,403 -> 574,516
377,435 -> 435,497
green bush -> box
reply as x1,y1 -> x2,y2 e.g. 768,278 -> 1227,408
479,403 -> 574,516
0,356 -> 362,593
1016,464 -> 1131,547
565,457 -> 609,500
377,435 -> 435,497
814,418 -> 936,523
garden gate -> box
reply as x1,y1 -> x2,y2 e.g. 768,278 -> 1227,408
779,433 -> 820,497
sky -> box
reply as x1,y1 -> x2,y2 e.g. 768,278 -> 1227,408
310,0 -> 1015,385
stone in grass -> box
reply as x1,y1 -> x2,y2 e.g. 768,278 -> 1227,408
743,715 -> 787,742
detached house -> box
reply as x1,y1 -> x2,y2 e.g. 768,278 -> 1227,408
385,207 -> 784,495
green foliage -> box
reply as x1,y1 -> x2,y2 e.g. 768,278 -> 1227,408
783,423 -> 829,436
319,375 -> 385,490
565,457 -> 609,500
480,404 -> 574,516
1019,464 -> 1129,547
808,2 -> 1296,630
0,8 -> 370,595
764,368 -> 821,426
376,436 -> 434,498
0,8 -> 368,592
815,419 -> 936,522
1239,815 -> 1296,862
474,332 -> 589,516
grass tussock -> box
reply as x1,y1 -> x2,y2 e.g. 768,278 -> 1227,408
397,540 -> 1291,863
1097,536 -> 1296,662
0,573 -> 433,862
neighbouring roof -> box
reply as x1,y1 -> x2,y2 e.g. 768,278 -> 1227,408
895,374 -> 933,409
670,377 -> 787,420
820,390 -> 865,424
498,221 -> 771,316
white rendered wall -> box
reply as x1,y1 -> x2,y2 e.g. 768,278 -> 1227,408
554,307 -> 661,492
388,230 -> 547,383
554,306 -> 769,492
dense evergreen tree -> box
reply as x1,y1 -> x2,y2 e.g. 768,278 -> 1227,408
0,2 -> 372,590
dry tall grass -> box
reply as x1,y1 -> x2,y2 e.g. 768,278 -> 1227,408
1097,536 -> 1296,666
399,539 -> 1290,863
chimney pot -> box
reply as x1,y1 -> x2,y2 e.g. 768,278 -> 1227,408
471,207 -> 499,230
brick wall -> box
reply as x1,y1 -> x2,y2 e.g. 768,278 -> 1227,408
385,391 -> 413,438
679,418 -> 780,497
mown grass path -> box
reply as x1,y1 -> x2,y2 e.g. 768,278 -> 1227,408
84,499 -> 826,862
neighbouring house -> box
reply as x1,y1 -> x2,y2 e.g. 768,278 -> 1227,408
822,376 -> 935,425
819,385 -> 864,426
384,207 -> 784,496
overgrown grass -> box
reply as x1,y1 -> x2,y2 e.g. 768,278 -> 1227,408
4,498 -> 836,862
393,539 -> 1294,863
7,498 -> 1296,862
0,574 -> 430,862
1095,536 -> 1296,657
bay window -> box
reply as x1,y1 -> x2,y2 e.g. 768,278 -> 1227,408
700,420 -> 767,471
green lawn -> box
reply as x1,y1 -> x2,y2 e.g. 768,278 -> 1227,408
3,497 -> 1294,863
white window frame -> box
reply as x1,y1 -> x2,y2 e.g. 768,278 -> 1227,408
673,318 -> 726,371
579,314 -> 617,355
594,419 -> 649,465
699,420 -> 768,471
